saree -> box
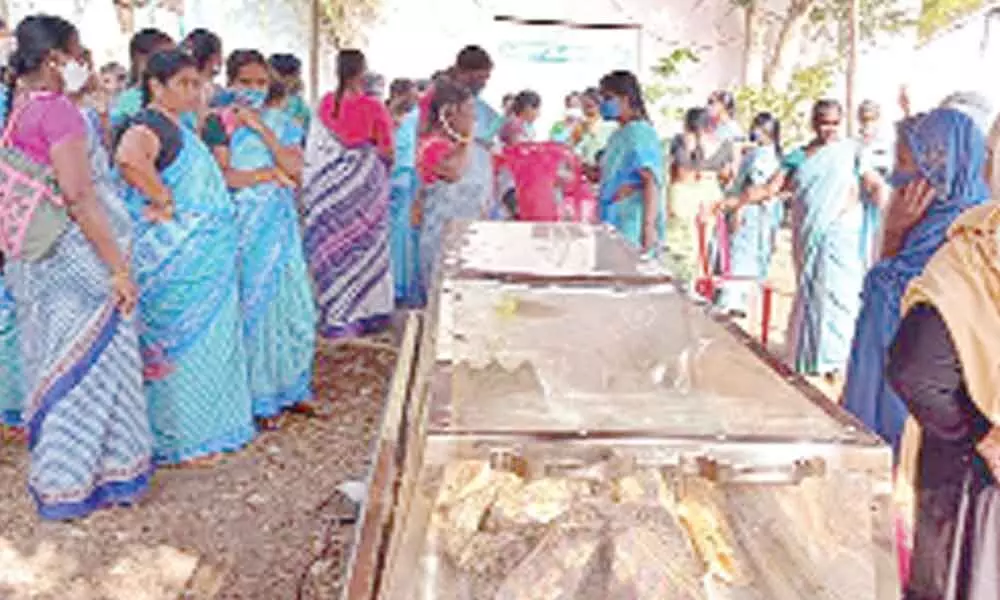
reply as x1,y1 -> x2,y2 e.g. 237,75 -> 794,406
229,109 -> 316,419
598,120 -> 666,250
5,107 -> 152,520
844,109 -> 988,454
110,87 -> 143,132
122,126 -> 254,465
716,145 -> 782,313
895,202 -> 1000,596
786,140 -> 866,375
300,116 -> 393,338
417,138 -> 494,299
0,273 -> 22,426
390,109 -> 420,306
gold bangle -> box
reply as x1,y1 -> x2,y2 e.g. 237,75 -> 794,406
110,268 -> 129,284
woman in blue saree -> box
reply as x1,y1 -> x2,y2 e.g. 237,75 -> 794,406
0,76 -> 20,431
743,100 -> 887,378
115,49 -> 254,466
716,112 -> 783,315
843,108 -> 989,453
0,273 -> 23,431
414,80 -> 495,300
4,15 -> 151,519
388,82 -> 421,306
597,70 -> 665,253
203,50 -> 316,426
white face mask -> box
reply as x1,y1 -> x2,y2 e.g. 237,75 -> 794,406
61,60 -> 91,95
566,107 -> 583,120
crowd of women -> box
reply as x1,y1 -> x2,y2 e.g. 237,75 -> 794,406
0,12 -> 667,524
2,10 -> 1000,598
675,87 -> 1000,596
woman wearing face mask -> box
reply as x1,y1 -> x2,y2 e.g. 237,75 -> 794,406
300,49 -> 395,338
574,87 -> 615,172
715,112 -> 784,316
387,77 -> 421,306
200,49 -> 315,429
115,49 -> 254,466
413,80 -> 494,299
742,99 -> 887,381
842,108 -> 989,456
596,71 -> 665,253
549,92 -> 581,144
2,14 -> 151,519
110,27 -> 174,133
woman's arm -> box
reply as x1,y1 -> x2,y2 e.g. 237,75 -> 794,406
639,168 -> 659,252
232,108 -> 304,180
887,303 -> 992,443
210,146 -> 280,189
741,169 -> 788,205
114,125 -> 173,220
50,137 -> 129,276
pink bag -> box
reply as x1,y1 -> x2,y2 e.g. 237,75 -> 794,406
497,141 -> 596,223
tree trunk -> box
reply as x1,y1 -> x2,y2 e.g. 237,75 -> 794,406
113,0 -> 136,36
762,0 -> 813,88
741,0 -> 764,86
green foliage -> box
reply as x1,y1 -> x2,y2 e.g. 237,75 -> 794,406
918,0 -> 986,40
733,61 -> 836,147
643,47 -> 701,124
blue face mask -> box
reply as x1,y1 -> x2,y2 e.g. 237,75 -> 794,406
889,169 -> 919,189
232,88 -> 267,109
599,98 -> 620,121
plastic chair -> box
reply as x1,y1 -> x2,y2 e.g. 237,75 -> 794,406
693,212 -> 774,349
495,142 -> 597,223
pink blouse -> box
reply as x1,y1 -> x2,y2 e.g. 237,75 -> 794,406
7,92 -> 86,166
318,90 -> 394,156
417,134 -> 455,184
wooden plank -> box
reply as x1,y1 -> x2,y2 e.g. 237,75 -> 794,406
342,313 -> 422,600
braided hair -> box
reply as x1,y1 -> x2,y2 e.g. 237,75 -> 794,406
426,78 -> 472,136
332,49 -> 365,119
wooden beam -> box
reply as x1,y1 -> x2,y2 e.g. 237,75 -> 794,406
308,0 -> 320,105
845,0 -> 859,136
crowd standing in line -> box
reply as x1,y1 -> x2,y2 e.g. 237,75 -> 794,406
3,10 -> 1000,599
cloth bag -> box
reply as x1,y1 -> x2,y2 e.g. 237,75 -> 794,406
0,98 -> 68,262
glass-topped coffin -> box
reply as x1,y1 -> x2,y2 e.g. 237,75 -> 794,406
437,220 -> 669,282
429,279 -> 870,445
377,434 -> 897,600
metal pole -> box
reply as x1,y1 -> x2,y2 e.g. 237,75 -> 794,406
309,0 -> 320,105
846,0 -> 859,136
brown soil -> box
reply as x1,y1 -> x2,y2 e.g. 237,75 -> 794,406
0,337 -> 397,600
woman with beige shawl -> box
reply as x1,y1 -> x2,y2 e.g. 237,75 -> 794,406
886,115 -> 1000,597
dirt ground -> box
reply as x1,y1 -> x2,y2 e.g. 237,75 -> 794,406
0,226 -> 840,600
0,337 -> 398,600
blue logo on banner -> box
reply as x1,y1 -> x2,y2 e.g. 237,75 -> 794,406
499,40 -> 632,66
